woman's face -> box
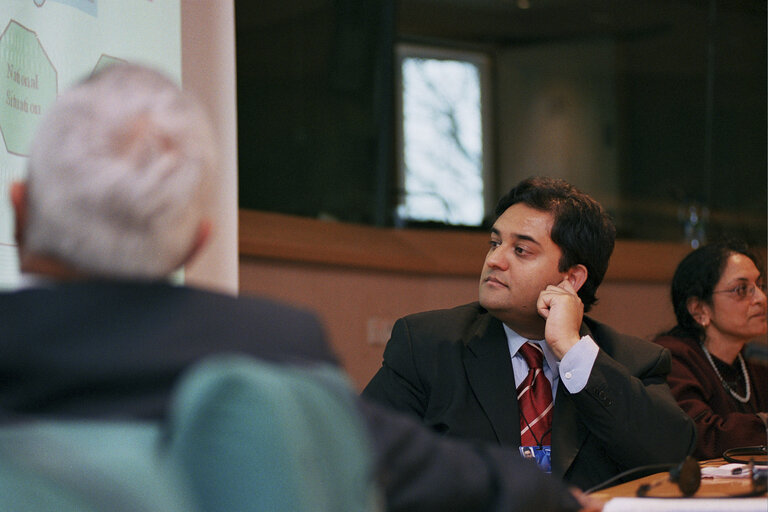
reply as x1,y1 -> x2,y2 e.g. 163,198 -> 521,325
703,253 -> 768,345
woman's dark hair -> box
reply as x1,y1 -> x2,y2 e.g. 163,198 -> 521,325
667,239 -> 763,342
494,176 -> 616,312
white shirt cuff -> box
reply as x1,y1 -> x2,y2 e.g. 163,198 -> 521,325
558,335 -> 598,393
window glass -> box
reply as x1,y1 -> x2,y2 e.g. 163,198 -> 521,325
397,48 -> 487,226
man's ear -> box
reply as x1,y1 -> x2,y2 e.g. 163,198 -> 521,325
565,264 -> 588,292
10,182 -> 27,247
180,218 -> 212,267
686,296 -> 710,327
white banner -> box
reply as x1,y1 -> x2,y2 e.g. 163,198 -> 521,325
0,0 -> 181,289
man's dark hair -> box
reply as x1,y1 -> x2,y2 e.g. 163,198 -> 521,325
666,239 -> 763,342
494,176 -> 616,312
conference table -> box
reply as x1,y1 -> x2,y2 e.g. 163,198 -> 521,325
590,457 -> 767,511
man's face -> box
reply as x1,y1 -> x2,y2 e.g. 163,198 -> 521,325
478,203 -> 566,331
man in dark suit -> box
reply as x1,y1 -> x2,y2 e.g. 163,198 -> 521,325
1,64 -> 585,512
363,176 -> 697,491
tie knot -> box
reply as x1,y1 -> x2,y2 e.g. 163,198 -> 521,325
519,342 -> 544,369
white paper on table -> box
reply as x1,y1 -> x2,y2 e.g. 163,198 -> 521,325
700,464 -> 752,479
603,497 -> 767,512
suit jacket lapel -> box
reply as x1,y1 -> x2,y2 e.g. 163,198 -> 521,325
551,321 -> 594,477
462,315 -> 520,445
551,383 -> 583,476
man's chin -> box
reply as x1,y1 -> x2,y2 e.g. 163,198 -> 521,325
479,298 -> 544,334
478,294 -> 507,315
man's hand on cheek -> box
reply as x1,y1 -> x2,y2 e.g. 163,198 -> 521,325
536,278 -> 584,359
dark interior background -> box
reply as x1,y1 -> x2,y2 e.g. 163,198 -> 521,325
234,0 -> 766,246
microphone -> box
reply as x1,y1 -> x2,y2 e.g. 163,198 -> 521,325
635,456 -> 701,497
744,342 -> 768,365
674,456 -> 703,495
584,456 -> 701,496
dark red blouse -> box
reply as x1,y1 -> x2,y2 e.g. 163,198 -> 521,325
654,334 -> 768,460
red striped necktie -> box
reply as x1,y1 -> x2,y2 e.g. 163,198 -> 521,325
517,342 -> 553,446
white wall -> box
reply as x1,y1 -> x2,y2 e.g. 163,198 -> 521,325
182,1 -> 239,294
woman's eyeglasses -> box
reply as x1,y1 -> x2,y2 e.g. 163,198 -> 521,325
712,283 -> 768,300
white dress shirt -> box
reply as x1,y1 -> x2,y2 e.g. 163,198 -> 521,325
504,324 -> 599,398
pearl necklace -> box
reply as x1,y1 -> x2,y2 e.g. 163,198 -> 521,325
700,344 -> 751,404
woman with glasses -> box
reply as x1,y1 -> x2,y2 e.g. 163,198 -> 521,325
654,240 -> 768,460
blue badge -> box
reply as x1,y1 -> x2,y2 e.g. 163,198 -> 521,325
520,445 -> 552,473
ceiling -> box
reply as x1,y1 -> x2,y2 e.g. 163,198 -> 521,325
234,0 -> 765,78
236,1 -> 765,42
397,0 -> 764,44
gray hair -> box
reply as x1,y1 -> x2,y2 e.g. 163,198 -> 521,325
24,63 -> 216,279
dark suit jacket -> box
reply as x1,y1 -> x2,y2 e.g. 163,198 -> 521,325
362,302 -> 697,491
0,280 -> 335,421
0,281 -> 579,512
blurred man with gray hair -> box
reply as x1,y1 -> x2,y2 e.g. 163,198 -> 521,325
15,64 -> 214,280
